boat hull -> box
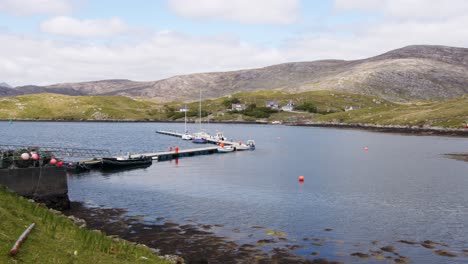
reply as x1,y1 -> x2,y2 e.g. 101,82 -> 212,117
101,156 -> 152,170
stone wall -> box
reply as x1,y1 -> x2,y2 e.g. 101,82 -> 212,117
0,166 -> 69,210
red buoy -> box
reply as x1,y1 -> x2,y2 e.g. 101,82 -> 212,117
364,146 -> 369,151
68,162 -> 73,167
298,175 -> 304,182
57,161 -> 63,167
31,153 -> 39,160
50,158 -> 57,165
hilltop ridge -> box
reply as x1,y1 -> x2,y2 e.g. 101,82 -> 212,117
8,45 -> 468,102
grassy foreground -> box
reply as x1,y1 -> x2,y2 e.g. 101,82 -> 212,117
0,187 -> 168,264
0,91 -> 467,128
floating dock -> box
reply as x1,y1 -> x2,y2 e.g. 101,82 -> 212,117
80,130 -> 248,165
131,146 -> 220,161
156,130 -> 242,146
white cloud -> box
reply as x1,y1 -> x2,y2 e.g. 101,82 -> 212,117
0,31 -> 285,86
0,0 -> 73,16
1,0 -> 468,87
168,0 -> 299,24
40,16 -> 129,38
334,0 -> 381,11
334,0 -> 468,20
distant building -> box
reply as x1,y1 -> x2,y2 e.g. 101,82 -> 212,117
231,103 -> 245,111
179,105 -> 189,112
281,100 -> 295,112
266,101 -> 279,109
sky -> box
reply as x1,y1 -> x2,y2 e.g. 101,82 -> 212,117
1,0 -> 467,86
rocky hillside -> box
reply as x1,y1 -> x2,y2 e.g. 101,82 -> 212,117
11,45 -> 468,102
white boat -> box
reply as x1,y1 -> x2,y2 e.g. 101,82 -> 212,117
182,133 -> 193,140
235,144 -> 251,151
192,131 -> 210,143
213,131 -> 226,141
246,140 -> 256,150
181,105 -> 193,140
192,87 -> 210,143
217,146 -> 235,153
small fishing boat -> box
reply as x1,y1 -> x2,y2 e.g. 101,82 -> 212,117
101,155 -> 152,170
182,133 -> 193,140
217,146 -> 235,153
246,140 -> 256,150
192,131 -> 209,144
235,144 -> 251,151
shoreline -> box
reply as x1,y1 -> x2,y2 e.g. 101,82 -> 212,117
2,118 -> 467,137
291,122 -> 468,137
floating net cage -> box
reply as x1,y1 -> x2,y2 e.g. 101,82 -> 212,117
0,144 -> 111,169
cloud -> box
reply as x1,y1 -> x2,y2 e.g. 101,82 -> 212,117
1,0 -> 468,87
40,16 -> 129,38
0,31 -> 284,86
168,0 -> 299,24
334,0 -> 468,20
0,0 -> 73,16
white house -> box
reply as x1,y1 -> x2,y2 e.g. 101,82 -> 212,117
231,103 -> 245,111
281,101 -> 295,112
266,101 -> 279,109
179,105 -> 189,112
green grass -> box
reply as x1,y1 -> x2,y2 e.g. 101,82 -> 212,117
315,95 -> 468,128
0,93 -> 165,120
0,91 -> 466,128
0,187 -> 169,264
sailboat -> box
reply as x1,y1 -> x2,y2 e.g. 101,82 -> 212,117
192,88 -> 209,144
181,105 -> 193,140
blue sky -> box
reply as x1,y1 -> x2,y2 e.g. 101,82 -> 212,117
0,0 -> 467,86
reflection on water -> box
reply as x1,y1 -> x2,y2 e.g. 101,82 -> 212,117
1,121 -> 468,263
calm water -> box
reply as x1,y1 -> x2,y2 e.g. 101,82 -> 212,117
1,121 -> 467,263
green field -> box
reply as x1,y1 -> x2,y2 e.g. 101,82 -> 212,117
0,187 -> 168,264
0,91 -> 466,128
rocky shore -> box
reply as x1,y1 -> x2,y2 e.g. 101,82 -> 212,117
63,202 -> 343,264
292,122 -> 468,137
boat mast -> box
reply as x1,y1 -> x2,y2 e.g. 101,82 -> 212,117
184,105 -> 187,133
199,87 -> 202,131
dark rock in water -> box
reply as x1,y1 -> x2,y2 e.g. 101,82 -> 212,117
423,240 -> 448,247
251,225 -> 264,229
323,228 -> 333,232
285,244 -> 304,250
398,240 -> 418,245
394,258 -> 409,263
380,245 -> 396,252
434,249 -> 457,257
257,239 -> 276,245
420,243 -> 435,249
350,252 -> 370,258
311,252 -> 319,256
310,258 -> 344,264
311,243 -> 324,247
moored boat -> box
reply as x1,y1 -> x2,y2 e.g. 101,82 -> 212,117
101,155 -> 152,170
217,146 -> 235,153
182,133 -> 193,140
246,140 -> 256,150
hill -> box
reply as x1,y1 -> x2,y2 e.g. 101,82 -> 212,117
11,45 -> 468,102
1,91 -> 466,128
